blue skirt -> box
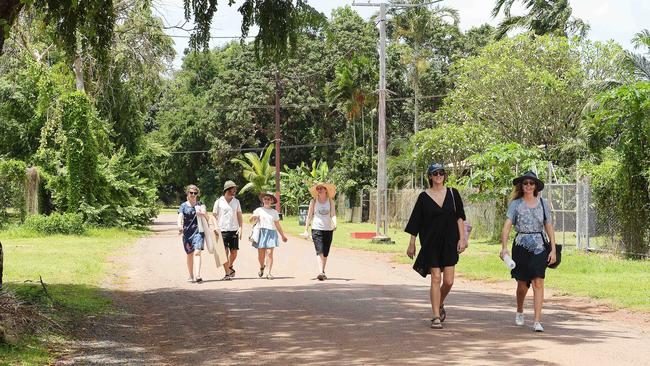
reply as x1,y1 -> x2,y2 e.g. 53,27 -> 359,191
254,228 -> 279,249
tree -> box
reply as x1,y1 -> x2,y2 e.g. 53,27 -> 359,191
584,82 -> 650,258
390,2 -> 459,133
231,144 -> 276,196
492,0 -> 589,40
182,0 -> 326,62
465,142 -> 545,240
434,34 -> 628,166
624,29 -> 650,81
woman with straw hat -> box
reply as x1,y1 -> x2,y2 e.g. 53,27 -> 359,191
212,180 -> 243,280
304,182 -> 337,281
500,171 -> 557,332
250,192 -> 288,279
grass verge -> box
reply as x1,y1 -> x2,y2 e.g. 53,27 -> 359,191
0,226 -> 147,365
281,215 -> 650,312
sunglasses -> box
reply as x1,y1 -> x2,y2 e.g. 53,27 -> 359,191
188,191 -> 199,195
430,170 -> 446,177
522,180 -> 536,186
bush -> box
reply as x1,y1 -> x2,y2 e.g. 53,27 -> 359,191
23,213 -> 86,235
0,159 -> 27,227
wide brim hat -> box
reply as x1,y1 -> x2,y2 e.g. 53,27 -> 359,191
512,171 -> 545,191
259,191 -> 278,204
308,182 -> 337,199
223,180 -> 238,192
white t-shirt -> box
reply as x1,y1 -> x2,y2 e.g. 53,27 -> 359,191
212,196 -> 242,231
253,207 -> 280,230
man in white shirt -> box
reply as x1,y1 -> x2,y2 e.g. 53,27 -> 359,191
212,180 -> 243,280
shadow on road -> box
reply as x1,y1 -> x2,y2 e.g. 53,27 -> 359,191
57,282 -> 624,365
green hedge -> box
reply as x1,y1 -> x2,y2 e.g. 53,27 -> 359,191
0,159 -> 27,227
23,213 -> 85,235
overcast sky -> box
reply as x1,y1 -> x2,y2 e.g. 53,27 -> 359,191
153,0 -> 649,69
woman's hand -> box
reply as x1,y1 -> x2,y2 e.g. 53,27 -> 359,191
457,240 -> 467,254
547,248 -> 557,265
281,234 -> 288,243
499,247 -> 510,260
406,242 -> 416,259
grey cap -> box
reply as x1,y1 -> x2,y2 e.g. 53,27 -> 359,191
427,163 -> 445,175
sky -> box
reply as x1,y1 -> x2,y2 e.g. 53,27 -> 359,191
153,0 -> 650,69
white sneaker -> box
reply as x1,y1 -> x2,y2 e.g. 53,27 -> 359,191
515,312 -> 525,326
533,322 -> 544,332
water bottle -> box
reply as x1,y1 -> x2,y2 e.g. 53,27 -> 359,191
502,254 -> 516,270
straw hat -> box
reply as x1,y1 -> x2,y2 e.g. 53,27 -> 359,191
308,182 -> 336,199
259,191 -> 278,204
512,171 -> 545,191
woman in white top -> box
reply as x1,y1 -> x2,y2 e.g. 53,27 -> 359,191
304,183 -> 337,281
250,192 -> 288,279
212,180 -> 243,280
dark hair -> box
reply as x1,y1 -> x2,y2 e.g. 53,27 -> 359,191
427,173 -> 447,187
510,181 -> 539,200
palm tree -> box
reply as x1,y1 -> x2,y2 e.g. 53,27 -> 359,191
231,144 -> 275,195
392,3 -> 459,133
325,56 -> 377,149
626,29 -> 650,80
492,0 -> 589,40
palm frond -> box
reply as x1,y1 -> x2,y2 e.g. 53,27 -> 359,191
632,29 -> 650,51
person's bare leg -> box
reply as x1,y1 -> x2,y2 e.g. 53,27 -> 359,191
229,249 -> 238,272
321,255 -> 328,273
316,254 -> 326,273
266,248 -> 274,276
517,280 -> 529,313
194,250 -> 202,279
222,247 -> 230,276
440,266 -> 455,306
186,253 -> 194,280
430,268 -> 442,318
532,278 -> 544,322
257,249 -> 265,268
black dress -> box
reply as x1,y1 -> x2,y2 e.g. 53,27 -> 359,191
405,188 -> 466,277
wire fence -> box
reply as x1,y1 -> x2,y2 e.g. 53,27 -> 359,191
338,180 -> 647,257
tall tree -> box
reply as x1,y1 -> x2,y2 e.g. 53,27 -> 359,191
492,0 -> 589,40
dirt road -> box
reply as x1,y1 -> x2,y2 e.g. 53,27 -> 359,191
59,214 -> 650,365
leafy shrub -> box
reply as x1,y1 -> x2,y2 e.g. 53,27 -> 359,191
0,159 -> 27,227
23,213 -> 85,235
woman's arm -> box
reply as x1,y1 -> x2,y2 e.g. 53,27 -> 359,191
304,200 -> 314,232
275,219 -> 288,242
407,235 -> 417,259
500,219 -> 513,259
545,222 -> 557,264
177,213 -> 183,234
330,198 -> 337,230
456,218 -> 466,253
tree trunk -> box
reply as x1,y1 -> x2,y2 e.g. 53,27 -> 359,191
414,67 -> 419,133
0,0 -> 23,55
361,105 -> 365,149
0,241 -> 4,290
73,54 -> 85,91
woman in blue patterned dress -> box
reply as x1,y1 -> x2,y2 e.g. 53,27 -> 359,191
500,171 -> 557,332
177,184 -> 208,283
250,192 -> 288,279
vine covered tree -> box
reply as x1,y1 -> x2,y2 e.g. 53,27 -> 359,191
492,0 -> 589,40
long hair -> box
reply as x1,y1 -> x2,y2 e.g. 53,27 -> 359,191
510,182 -> 539,201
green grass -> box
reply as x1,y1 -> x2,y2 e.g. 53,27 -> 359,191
282,216 -> 650,312
1,226 -> 147,364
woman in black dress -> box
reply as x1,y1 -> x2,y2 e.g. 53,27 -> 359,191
406,163 -> 467,329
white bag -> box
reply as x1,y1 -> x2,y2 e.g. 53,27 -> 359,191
249,223 -> 260,244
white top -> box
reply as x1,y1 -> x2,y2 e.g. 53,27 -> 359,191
253,207 -> 280,230
212,196 -> 242,231
311,199 -> 333,231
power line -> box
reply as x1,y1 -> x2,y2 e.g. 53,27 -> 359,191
169,142 -> 340,154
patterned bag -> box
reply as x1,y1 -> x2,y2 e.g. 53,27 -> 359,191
449,188 -> 472,248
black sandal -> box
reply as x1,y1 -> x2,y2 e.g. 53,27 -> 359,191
440,305 -> 446,322
431,317 -> 443,329
258,266 -> 265,278
229,266 -> 236,278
